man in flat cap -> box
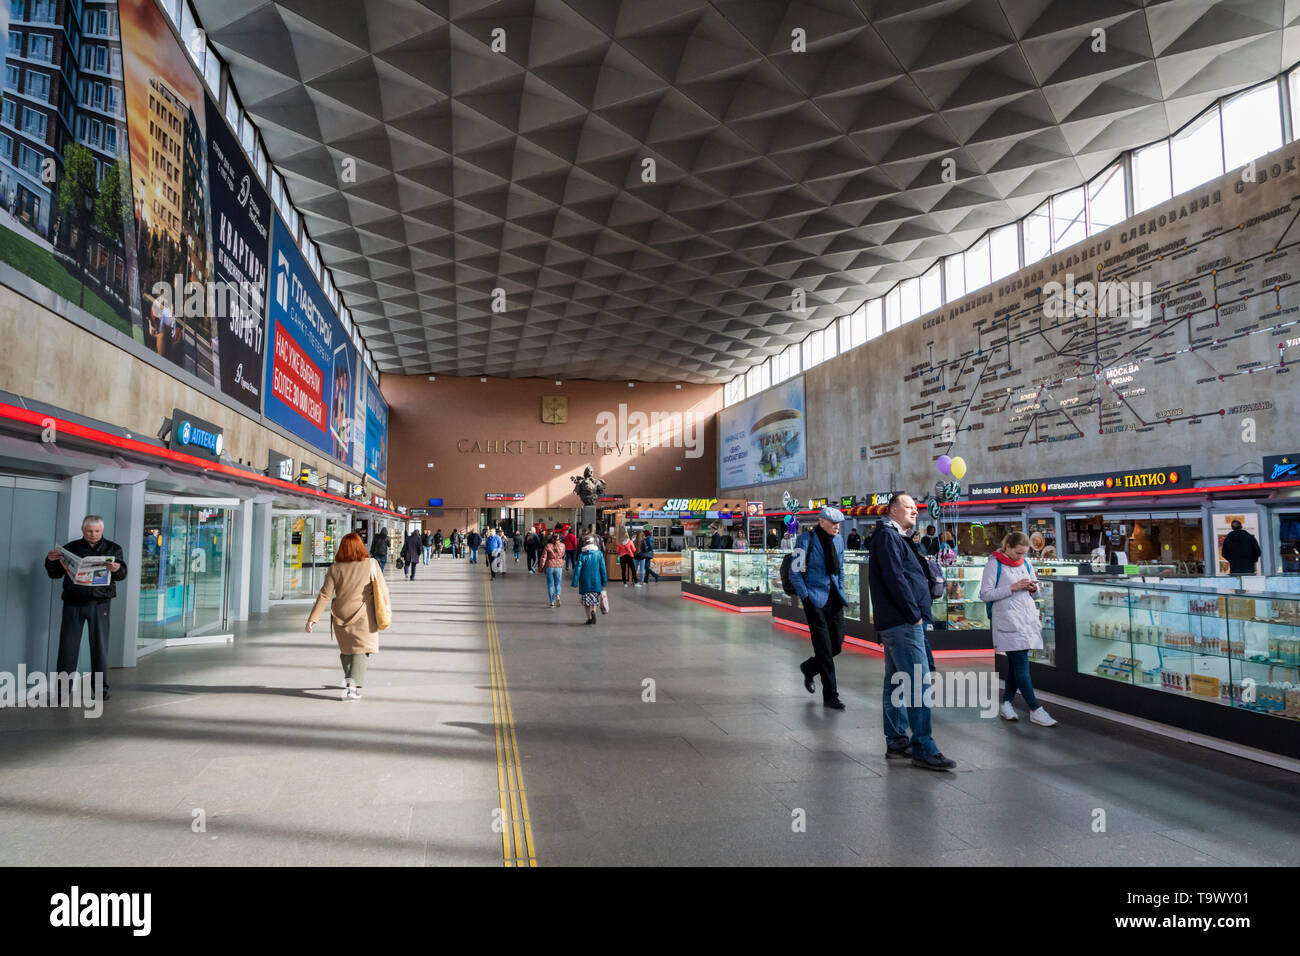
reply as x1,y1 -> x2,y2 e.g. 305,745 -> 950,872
790,506 -> 848,709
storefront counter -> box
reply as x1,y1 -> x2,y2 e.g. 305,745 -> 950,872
680,549 -> 780,611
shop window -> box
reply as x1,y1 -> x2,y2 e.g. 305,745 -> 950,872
1221,82 -> 1281,170
1170,106 -> 1223,196
1087,162 -> 1126,235
1277,513 -> 1300,573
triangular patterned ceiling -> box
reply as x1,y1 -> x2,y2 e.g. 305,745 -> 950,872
193,0 -> 1291,382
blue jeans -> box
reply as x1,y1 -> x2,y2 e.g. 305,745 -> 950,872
469,547 -> 478,563
1003,649 -> 1039,709
422,546 -> 431,564
639,557 -> 659,582
545,567 -> 562,602
881,621 -> 937,757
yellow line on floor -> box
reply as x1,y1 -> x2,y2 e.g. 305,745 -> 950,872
484,577 -> 537,866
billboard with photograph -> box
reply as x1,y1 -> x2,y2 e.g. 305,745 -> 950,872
364,372 -> 388,485
718,376 -> 807,490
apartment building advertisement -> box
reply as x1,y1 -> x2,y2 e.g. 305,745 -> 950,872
263,209 -> 355,468
121,0 -> 216,383
365,372 -> 388,485
204,92 -> 269,413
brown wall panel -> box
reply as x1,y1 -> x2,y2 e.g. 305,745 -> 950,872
383,376 -> 722,511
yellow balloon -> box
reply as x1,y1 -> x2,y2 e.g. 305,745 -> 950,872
950,457 -> 967,480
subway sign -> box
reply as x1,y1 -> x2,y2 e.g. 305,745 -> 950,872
967,466 -> 1191,500
171,408 -> 224,461
664,498 -> 717,511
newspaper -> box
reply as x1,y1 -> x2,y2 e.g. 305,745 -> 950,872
58,546 -> 114,587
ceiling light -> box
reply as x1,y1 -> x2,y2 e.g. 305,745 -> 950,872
478,463 -> 485,468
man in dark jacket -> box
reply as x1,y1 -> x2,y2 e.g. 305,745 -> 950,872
708,528 -> 723,550
1220,520 -> 1262,574
369,527 -> 391,570
420,530 -> 432,564
524,529 -> 541,573
920,525 -> 941,556
467,529 -> 482,563
791,507 -> 848,710
402,530 -> 422,579
846,526 -> 862,550
44,515 -> 127,701
867,493 -> 956,771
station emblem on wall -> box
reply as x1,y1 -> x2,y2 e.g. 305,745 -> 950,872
541,395 -> 568,424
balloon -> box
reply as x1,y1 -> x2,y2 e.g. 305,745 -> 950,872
936,455 -> 952,475
949,457 -> 967,480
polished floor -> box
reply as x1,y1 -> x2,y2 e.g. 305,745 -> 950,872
2,555 -> 1298,866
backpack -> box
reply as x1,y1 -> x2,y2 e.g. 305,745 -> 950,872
985,558 -> 1033,625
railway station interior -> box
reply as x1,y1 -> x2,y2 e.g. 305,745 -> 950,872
4,0 -> 1300,879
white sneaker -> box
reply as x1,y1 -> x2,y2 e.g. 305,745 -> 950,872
999,701 -> 1019,721
342,678 -> 354,701
346,687 -> 361,700
634,582 -> 643,587
1030,707 -> 1057,727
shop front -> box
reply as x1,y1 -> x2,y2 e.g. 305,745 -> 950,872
269,509 -> 353,602
138,497 -> 236,651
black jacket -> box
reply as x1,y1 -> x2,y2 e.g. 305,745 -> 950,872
709,532 -> 722,549
45,537 -> 127,605
1221,529 -> 1261,573
467,532 -> 481,549
524,532 -> 540,551
369,531 -> 390,558
846,531 -> 861,550
867,522 -> 934,631
920,535 -> 940,556
401,532 -> 423,563
421,532 -> 431,547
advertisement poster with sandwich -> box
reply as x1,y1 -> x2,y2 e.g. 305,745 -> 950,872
718,376 -> 807,489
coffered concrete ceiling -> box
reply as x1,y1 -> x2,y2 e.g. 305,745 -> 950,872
191,0 -> 1298,382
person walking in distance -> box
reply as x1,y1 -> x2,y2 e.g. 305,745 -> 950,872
485,528 -> 504,580
868,493 -> 956,770
563,526 -> 578,571
44,515 -> 127,702
420,529 -> 432,565
638,529 -> 660,583
401,528 -> 422,581
618,532 -> 638,586
1220,520 -> 1262,574
572,535 -> 608,626
368,526 -> 390,571
466,528 -> 482,564
433,528 -> 444,560
306,532 -> 390,701
524,527 -> 541,573
512,529 -> 523,565
542,532 -> 565,608
791,507 -> 848,710
845,525 -> 862,551
981,531 -> 1057,726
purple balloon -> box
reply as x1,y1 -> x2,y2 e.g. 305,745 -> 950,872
936,454 -> 952,475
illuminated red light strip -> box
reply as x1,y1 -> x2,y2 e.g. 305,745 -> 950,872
681,591 -> 771,613
0,401 -> 406,518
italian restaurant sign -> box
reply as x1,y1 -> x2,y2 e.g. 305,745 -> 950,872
967,466 -> 1191,500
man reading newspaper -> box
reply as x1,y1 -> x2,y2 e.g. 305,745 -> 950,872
44,515 -> 127,702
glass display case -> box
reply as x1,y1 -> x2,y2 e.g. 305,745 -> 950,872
930,558 -> 1080,642
724,552 -> 769,596
1072,580 -> 1300,719
692,550 -> 721,590
842,556 -> 865,621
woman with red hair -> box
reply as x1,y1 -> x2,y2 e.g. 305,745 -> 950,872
306,532 -> 390,700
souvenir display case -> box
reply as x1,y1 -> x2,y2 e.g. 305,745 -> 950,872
680,550 -> 773,610
927,558 -> 1081,653
1017,578 -> 1300,761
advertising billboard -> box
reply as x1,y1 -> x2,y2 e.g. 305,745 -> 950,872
263,210 -> 354,465
365,373 -> 388,485
204,93 -> 269,412
718,376 -> 807,490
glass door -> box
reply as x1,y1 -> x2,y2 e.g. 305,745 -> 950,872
139,499 -> 233,647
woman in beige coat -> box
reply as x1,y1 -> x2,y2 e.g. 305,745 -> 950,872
306,532 -> 390,700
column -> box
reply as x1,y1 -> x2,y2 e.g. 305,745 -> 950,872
109,475 -> 146,668
227,496 -> 254,622
248,495 -> 274,615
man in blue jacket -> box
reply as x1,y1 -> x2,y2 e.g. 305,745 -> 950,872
867,493 -> 956,770
791,506 -> 848,710
484,528 -> 504,579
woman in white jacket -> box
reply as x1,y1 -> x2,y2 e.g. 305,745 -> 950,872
979,531 -> 1058,726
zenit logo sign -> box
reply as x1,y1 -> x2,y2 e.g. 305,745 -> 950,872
1271,457 -> 1298,481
